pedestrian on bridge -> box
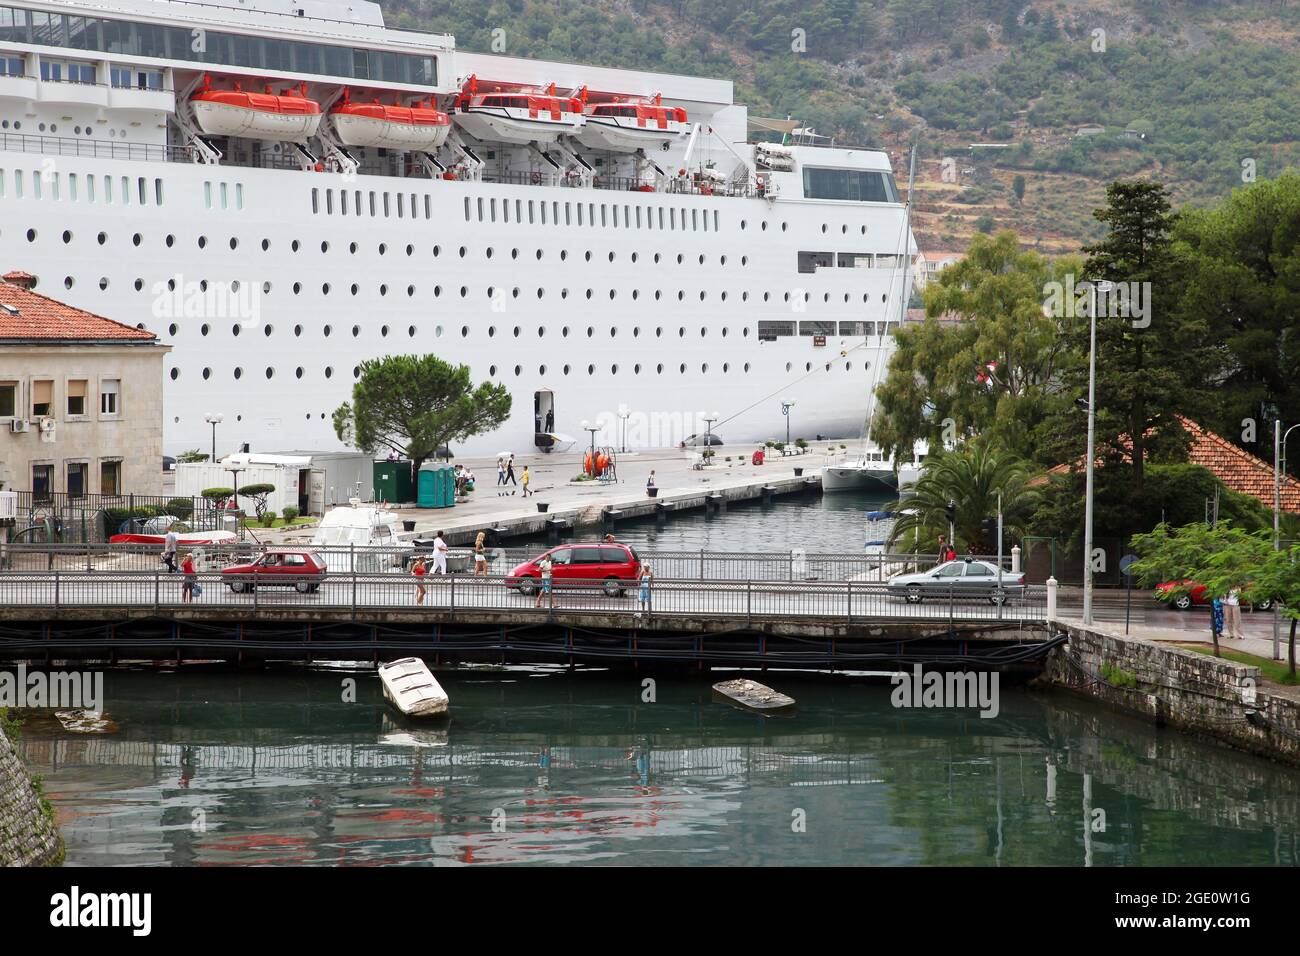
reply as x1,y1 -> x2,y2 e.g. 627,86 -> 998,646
474,531 -> 488,576
1224,588 -> 1243,640
535,555 -> 555,610
432,532 -> 449,575
162,528 -> 179,574
412,556 -> 428,605
181,553 -> 197,603
638,563 -> 654,612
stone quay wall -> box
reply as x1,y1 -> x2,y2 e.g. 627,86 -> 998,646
0,717 -> 63,867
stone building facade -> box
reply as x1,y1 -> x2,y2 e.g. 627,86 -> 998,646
0,271 -> 169,497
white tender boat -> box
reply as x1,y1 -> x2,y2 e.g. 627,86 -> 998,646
453,81 -> 584,146
311,500 -> 412,572
378,657 -> 449,718
575,99 -> 690,152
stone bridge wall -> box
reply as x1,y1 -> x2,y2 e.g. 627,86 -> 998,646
0,717 -> 63,866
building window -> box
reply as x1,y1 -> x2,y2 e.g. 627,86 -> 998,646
100,379 -> 120,416
32,464 -> 53,502
66,379 -> 88,416
32,379 -> 52,417
99,459 -> 122,496
66,461 -> 89,498
0,381 -> 15,417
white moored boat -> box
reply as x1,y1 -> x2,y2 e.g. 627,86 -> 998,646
378,657 -> 449,718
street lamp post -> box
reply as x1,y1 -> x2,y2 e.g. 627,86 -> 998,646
781,400 -> 796,447
704,411 -> 719,461
581,419 -> 599,467
205,413 -> 224,464
617,404 -> 631,454
225,465 -> 242,516
1079,279 -> 1112,626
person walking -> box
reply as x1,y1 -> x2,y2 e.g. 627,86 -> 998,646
1225,587 -> 1243,640
1211,596 -> 1225,643
181,552 -> 197,603
505,455 -> 517,492
496,457 -> 507,493
638,562 -> 654,613
432,531 -> 449,575
474,531 -> 489,576
647,470 -> 657,491
412,556 -> 428,605
521,465 -> 532,497
535,555 -> 555,610
162,528 -> 179,574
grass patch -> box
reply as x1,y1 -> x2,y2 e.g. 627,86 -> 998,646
1176,644 -> 1300,686
239,516 -> 316,529
1100,662 -> 1138,689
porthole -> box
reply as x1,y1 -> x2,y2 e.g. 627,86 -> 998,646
587,364 -> 595,375
380,284 -> 388,297
539,364 -> 547,375
170,368 -> 179,381
353,366 -> 361,379
198,235 -> 207,249
781,222 -> 788,232
166,235 -> 175,248
611,364 -> 619,374
561,289 -> 569,300
380,325 -> 389,337
263,324 -> 272,337
609,290 -> 616,300
560,250 -> 568,261
461,326 -> 469,337
723,363 -> 729,373
721,255 -> 727,265
537,288 -> 545,299
701,363 -> 709,373
677,291 -> 684,301
761,222 -> 768,232
608,252 -> 615,263
458,246 -> 467,258
379,243 -> 387,255
584,251 -> 592,262
62,230 -> 73,244
98,277 -> 109,291
291,239 -> 300,252
232,324 -> 241,337
435,326 -> 443,338
563,364 -> 571,375
586,327 -> 594,338
296,367 -> 304,379
168,323 -> 178,336
609,327 -> 617,338
230,237 -> 239,250
538,327 -> 546,337
742,256 -> 749,266
632,290 -> 639,300
653,253 -> 661,263
655,327 -> 663,337
512,248 -> 520,260
97,232 -> 107,245
486,248 -> 494,259
785,362 -> 792,372
262,239 -> 271,251
631,252 -> 639,263
202,368 -> 211,380
698,254 -> 705,265
585,289 -> 593,300
325,366 -> 333,378
63,276 -> 74,290
744,363 -> 751,372
201,323 -> 210,336
633,364 -> 641,374
678,327 -> 686,337
324,325 -> 332,337
322,283 -> 331,295
134,279 -> 143,291
406,244 -> 414,256
562,326 -> 570,337
656,364 -> 664,374
513,326 -> 521,337
407,285 -> 415,297
293,282 -> 302,295
234,367 -> 243,380
536,249 -> 543,260
654,291 -> 662,301
433,245 -> 441,257
408,325 -> 416,338
679,363 -> 686,374
513,365 -> 521,376
434,285 -> 442,297
821,224 -> 828,234
459,286 -> 468,298
676,254 -> 683,264
351,325 -> 360,337
633,327 -> 640,337
700,326 -> 707,337
489,365 -> 497,376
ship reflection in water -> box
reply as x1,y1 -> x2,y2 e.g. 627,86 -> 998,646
18,669 -> 1300,867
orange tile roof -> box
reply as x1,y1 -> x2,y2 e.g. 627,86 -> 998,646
1047,416 -> 1300,514
0,275 -> 157,343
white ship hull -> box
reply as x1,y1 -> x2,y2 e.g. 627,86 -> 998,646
821,463 -> 897,492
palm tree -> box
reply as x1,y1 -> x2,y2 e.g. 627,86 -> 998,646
886,443 -> 1041,554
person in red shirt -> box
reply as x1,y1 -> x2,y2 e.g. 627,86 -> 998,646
181,553 -> 197,603
412,556 -> 428,605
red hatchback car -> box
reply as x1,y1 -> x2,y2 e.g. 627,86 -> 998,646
1155,579 -> 1273,612
508,543 -> 642,596
222,549 -> 327,593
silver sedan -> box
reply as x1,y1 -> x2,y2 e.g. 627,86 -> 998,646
886,560 -> 1025,605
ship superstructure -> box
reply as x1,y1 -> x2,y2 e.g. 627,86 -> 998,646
0,0 -> 915,457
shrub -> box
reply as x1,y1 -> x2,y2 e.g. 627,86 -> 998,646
281,506 -> 300,522
236,483 -> 276,521
795,438 -> 809,449
166,498 -> 195,521
201,487 -> 235,508
259,511 -> 278,528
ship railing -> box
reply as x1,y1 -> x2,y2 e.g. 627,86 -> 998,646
0,130 -> 193,164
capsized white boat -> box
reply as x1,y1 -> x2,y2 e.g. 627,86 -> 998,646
378,657 -> 449,718
712,678 -> 796,715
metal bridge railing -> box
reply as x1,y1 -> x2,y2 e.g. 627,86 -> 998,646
0,571 -> 1047,624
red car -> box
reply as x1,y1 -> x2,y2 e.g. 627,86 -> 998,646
507,543 -> 642,596
1155,580 -> 1273,612
222,548 -> 327,593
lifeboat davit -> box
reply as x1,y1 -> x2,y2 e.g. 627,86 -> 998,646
452,75 -> 583,146
574,91 -> 689,152
191,76 -> 322,142
330,92 -> 451,151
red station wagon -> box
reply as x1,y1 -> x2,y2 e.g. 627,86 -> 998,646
222,549 -> 327,593
507,543 -> 642,596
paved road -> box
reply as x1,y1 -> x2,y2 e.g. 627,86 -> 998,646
0,571 -> 1048,624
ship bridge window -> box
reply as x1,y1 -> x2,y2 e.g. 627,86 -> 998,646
800,321 -> 836,337
798,251 -> 833,273
758,321 -> 794,341
802,167 -> 900,203
838,253 -> 873,268
875,254 -> 903,269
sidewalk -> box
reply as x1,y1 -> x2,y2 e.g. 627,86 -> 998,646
263,441 -> 852,545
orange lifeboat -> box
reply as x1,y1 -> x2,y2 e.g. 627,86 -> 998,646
330,91 -> 452,151
190,75 -> 322,142
575,90 -> 689,152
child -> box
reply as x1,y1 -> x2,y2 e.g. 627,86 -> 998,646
413,556 -> 428,605
521,465 -> 532,497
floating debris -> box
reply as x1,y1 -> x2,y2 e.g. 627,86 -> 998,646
55,710 -> 119,734
712,679 -> 796,715
378,657 -> 449,718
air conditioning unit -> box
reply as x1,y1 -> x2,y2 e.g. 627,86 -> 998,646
38,417 -> 55,432
9,419 -> 29,433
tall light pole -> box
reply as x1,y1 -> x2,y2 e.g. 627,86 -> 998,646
1079,279 -> 1112,626
581,418 -> 599,468
205,412 -> 224,464
781,400 -> 796,447
704,411 -> 719,459
617,404 -> 631,453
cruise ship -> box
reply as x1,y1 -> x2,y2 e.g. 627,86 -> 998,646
0,0 -> 915,457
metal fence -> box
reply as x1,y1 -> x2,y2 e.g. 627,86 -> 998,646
0,571 -> 1047,624
3,492 -> 244,544
0,541 -> 974,581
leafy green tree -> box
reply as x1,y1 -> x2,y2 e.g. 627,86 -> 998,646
333,355 -> 511,481
1012,174 -> 1026,204
236,483 -> 276,522
1130,522 -> 1273,658
1251,545 -> 1300,677
885,441 -> 1042,554
201,487 -> 235,508
176,449 -> 209,463
872,231 -> 1082,465
1171,170 -> 1300,475
1047,182 -> 1215,495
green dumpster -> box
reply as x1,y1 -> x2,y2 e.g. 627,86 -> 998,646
418,463 -> 455,509
373,460 -> 414,504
